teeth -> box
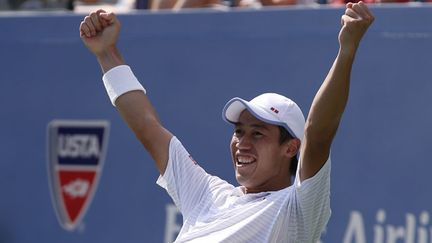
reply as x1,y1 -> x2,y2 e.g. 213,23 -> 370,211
237,156 -> 255,164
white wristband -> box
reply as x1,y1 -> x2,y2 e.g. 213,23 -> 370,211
102,65 -> 146,106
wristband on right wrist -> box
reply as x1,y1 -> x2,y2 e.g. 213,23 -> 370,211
102,65 -> 146,106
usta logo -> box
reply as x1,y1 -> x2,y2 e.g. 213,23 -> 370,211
63,179 -> 90,199
57,134 -> 100,158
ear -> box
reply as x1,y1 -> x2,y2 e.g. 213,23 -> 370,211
283,138 -> 301,159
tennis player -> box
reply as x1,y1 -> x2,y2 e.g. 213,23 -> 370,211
80,3 -> 374,242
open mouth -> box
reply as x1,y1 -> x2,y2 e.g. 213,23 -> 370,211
236,155 -> 256,166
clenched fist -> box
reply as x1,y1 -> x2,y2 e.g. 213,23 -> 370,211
79,9 -> 121,56
339,1 -> 374,53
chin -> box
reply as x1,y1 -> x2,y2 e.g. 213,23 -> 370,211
236,177 -> 253,188
235,175 -> 246,186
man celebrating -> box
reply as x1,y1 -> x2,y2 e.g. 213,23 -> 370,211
80,3 -> 374,242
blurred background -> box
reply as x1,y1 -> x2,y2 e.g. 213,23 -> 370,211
0,0 -> 431,14
0,1 -> 431,243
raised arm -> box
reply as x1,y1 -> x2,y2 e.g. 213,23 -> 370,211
79,10 -> 173,175
299,2 -> 374,181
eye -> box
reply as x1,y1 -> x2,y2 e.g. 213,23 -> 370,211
234,128 -> 243,137
253,131 -> 263,138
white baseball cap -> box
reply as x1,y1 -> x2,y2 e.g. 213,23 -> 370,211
222,93 -> 305,142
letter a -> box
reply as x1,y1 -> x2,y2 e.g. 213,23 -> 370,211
343,211 -> 366,243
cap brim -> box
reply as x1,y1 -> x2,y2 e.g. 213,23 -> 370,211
223,98 -> 248,123
223,98 -> 284,127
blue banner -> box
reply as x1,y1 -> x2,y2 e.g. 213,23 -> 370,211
0,5 -> 431,243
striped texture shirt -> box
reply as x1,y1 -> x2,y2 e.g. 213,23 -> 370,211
157,137 -> 331,243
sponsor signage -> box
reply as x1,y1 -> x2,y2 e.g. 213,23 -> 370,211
47,120 -> 110,231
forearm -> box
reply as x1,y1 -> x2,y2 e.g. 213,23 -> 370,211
96,46 -> 159,135
80,10 -> 172,174
98,50 -> 173,173
115,91 -> 172,174
306,47 -> 356,142
299,1 -> 373,181
116,91 -> 161,137
96,46 -> 125,73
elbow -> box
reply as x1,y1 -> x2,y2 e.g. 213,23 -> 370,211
304,118 -> 339,145
132,115 -> 162,143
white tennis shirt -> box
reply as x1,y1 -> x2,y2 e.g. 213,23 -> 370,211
157,137 -> 331,243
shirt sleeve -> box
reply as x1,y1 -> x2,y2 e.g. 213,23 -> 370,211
294,157 -> 331,240
156,137 -> 214,219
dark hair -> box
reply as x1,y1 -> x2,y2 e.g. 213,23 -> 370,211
278,126 -> 298,177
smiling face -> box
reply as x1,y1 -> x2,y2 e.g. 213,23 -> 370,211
230,110 -> 296,193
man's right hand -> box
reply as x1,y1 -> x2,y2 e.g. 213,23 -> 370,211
79,10 -> 121,56
79,9 -> 173,175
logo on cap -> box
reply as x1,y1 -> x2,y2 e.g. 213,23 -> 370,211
270,107 -> 279,114
47,120 -> 110,231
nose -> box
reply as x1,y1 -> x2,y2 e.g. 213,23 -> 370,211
236,134 -> 252,150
